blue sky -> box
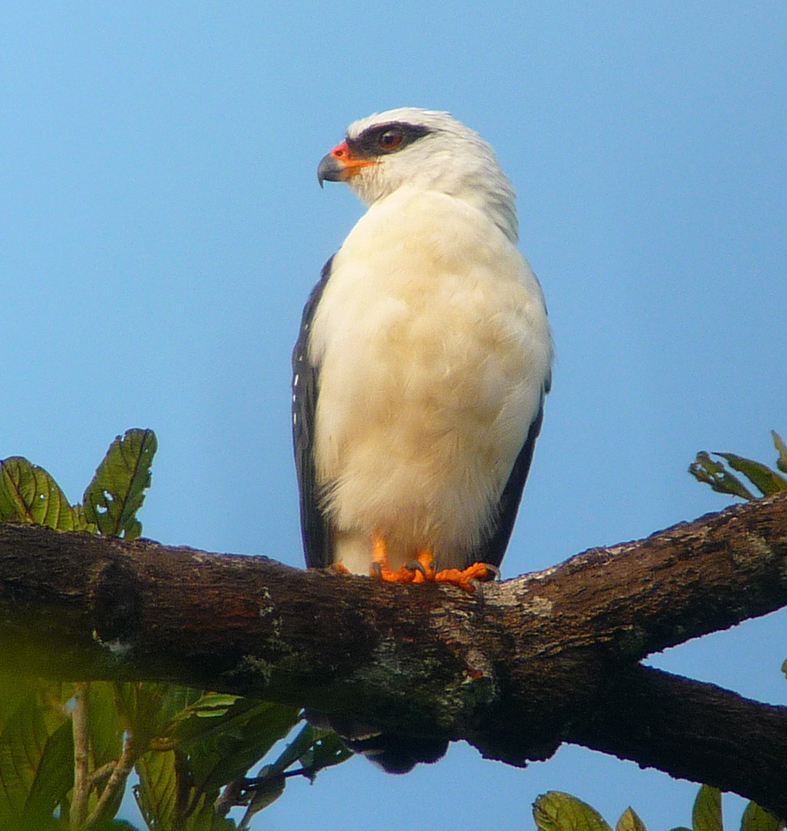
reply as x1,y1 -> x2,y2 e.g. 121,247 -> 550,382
2,3 -> 786,829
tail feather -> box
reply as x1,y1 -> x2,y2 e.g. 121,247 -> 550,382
307,712 -> 448,774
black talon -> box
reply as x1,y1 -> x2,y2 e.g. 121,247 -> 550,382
404,559 -> 429,578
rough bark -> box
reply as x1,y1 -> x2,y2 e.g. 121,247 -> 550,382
1,491 -> 786,815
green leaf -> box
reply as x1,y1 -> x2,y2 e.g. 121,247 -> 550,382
229,723 -> 352,830
0,457 -> 86,530
239,774 -> 285,830
617,807 -> 647,831
262,722 -> 314,776
740,800 -> 785,831
182,791 -> 238,831
297,729 -> 352,776
533,792 -> 614,831
173,700 -> 301,793
169,694 -> 242,723
22,719 -> 74,828
152,686 -> 206,737
87,682 -> 125,769
134,748 -> 177,831
0,694 -> 68,824
135,747 -> 238,831
0,679 -> 74,733
135,697 -> 300,829
689,452 -> 756,500
772,431 -> 787,475
716,453 -> 787,497
693,785 -> 723,831
83,429 -> 157,539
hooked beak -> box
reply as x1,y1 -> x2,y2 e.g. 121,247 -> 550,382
317,140 -> 377,187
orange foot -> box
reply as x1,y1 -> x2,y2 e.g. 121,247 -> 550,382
370,535 -> 495,593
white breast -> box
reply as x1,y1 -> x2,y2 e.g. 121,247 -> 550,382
309,187 -> 552,573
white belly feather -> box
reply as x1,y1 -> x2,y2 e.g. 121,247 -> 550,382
309,188 -> 552,573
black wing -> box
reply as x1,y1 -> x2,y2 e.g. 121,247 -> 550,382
474,373 -> 551,568
292,257 -> 334,568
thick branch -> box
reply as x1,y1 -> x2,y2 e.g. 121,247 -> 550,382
566,664 -> 787,817
1,492 -> 786,814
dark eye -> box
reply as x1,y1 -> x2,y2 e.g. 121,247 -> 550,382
378,128 -> 404,151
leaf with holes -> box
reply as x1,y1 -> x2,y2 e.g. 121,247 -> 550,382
297,728 -> 352,776
83,428 -> 157,538
0,456 -> 88,530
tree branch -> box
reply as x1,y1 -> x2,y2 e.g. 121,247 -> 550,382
566,664 -> 787,817
1,491 -> 786,815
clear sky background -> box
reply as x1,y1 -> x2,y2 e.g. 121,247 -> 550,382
2,3 -> 786,830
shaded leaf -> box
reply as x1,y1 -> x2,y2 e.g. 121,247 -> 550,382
22,719 -> 74,828
740,800 -> 785,831
83,429 -> 157,539
135,747 -> 239,831
617,807 -> 648,831
169,694 -> 241,723
689,452 -> 756,500
772,431 -> 787,475
134,748 -> 177,831
693,785 -> 723,831
261,721 -> 314,776
533,791 -> 614,831
297,729 -> 352,776
239,775 -> 285,830
0,679 -> 73,732
228,723 -> 350,829
87,682 -> 125,769
173,700 -> 300,793
717,453 -> 787,497
117,683 -> 168,751
154,686 -> 205,735
0,457 -> 86,530
0,695 -> 68,824
117,682 -> 206,754
181,790 -> 238,831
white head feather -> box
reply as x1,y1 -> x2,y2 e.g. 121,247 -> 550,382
335,108 -> 519,242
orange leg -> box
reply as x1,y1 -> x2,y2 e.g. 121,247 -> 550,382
371,533 -> 418,583
433,561 -> 492,593
371,536 -> 492,593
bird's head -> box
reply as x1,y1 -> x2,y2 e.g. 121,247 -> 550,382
317,108 -> 519,241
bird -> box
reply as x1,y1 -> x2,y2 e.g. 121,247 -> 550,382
292,107 -> 553,771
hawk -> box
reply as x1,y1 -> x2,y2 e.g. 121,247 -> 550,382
292,108 -> 552,770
